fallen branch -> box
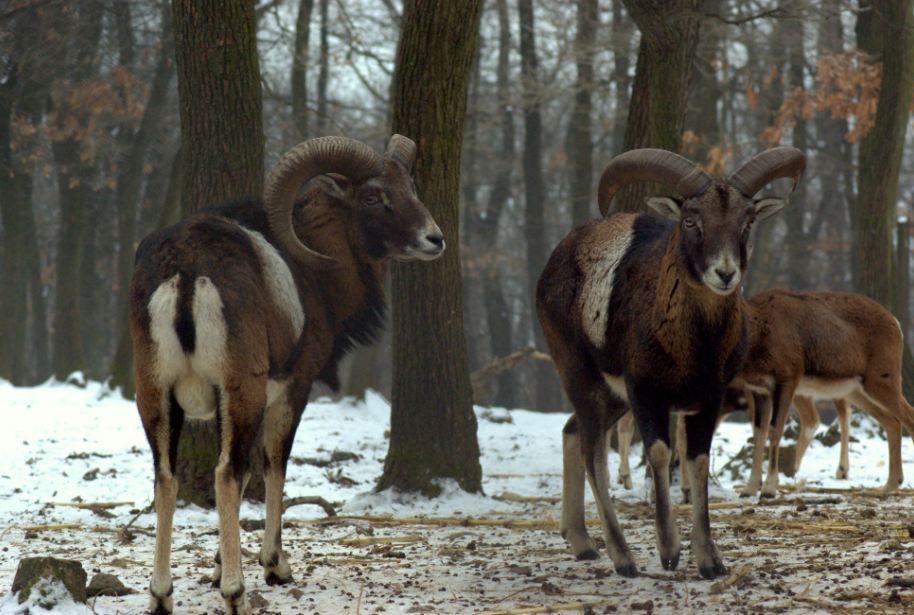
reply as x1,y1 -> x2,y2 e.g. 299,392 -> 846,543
118,501 -> 154,543
494,492 -> 560,504
47,501 -> 134,510
283,495 -> 337,517
477,601 -> 599,615
709,566 -> 750,594
339,535 -> 424,547
312,557 -> 405,566
23,523 -> 81,532
311,514 -> 564,530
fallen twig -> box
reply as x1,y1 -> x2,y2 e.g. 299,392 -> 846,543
312,514 -> 563,530
709,566 -> 750,594
283,495 -> 337,516
339,535 -> 424,547
47,501 -> 134,510
118,501 -> 154,543
23,523 -> 81,532
477,601 -> 599,615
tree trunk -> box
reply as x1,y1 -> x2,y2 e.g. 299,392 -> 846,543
172,0 -> 265,506
50,2 -> 104,380
784,2 -> 808,289
611,0 -> 633,155
315,0 -> 329,135
111,147 -> 185,398
816,10 -> 852,291
566,0 -> 598,226
112,6 -> 174,370
519,0 -> 562,412
612,0 -> 700,213
686,0 -> 723,163
378,0 -> 483,496
0,60 -> 29,384
854,0 -> 914,403
853,0 -> 914,309
291,0 -> 314,142
484,0 -> 518,409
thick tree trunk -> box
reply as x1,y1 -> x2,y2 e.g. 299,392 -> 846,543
315,0 -> 329,135
291,0 -> 314,142
853,0 -> 914,309
172,0 -> 265,506
484,0 -> 518,409
378,0 -> 483,496
611,0 -> 633,155
854,0 -> 914,403
0,61 -> 28,383
174,0 -> 264,218
566,0 -> 598,226
612,0 -> 700,214
686,0 -> 724,163
519,0 -> 563,412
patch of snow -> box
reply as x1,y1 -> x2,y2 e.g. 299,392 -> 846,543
1,378 -> 913,614
0,579 -> 92,615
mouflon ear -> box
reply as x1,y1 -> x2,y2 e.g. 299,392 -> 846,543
751,197 -> 786,221
645,196 -> 682,221
312,173 -> 352,202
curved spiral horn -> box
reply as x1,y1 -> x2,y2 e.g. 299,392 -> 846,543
597,149 -> 711,216
728,147 -> 806,197
264,136 -> 383,269
384,134 -> 417,171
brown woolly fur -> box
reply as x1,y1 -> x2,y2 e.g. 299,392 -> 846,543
734,290 -> 914,497
130,136 -> 443,615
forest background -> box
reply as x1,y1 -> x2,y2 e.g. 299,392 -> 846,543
1,0 -> 912,489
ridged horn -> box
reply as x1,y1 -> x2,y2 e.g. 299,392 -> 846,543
728,147 -> 806,197
385,134 -> 417,171
597,148 -> 711,216
264,136 -> 383,269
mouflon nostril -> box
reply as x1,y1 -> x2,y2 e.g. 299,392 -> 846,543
715,269 -> 735,285
426,233 -> 444,249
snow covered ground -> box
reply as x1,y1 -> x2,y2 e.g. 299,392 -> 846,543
1,378 -> 914,614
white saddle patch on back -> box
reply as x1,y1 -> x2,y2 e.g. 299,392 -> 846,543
581,228 -> 633,348
236,224 -> 305,339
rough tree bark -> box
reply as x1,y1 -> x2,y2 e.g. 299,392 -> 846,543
519,0 -> 563,412
171,0 -> 265,506
315,0 -> 329,135
612,0 -> 700,214
378,0 -> 483,496
611,0 -> 633,155
482,0 -> 518,409
853,0 -> 913,309
566,0 -> 598,226
0,49 -> 26,382
686,0 -> 724,163
853,0 -> 914,402
291,0 -> 314,142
